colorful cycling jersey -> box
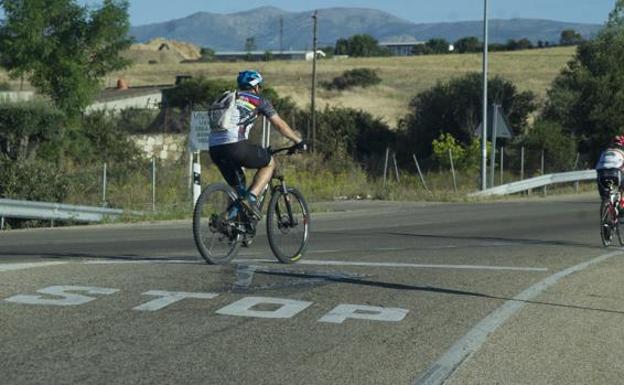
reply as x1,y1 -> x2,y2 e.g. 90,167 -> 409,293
596,148 -> 624,170
209,91 -> 277,147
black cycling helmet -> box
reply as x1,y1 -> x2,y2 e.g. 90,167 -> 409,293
237,70 -> 264,90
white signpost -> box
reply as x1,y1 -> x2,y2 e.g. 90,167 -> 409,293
189,111 -> 211,206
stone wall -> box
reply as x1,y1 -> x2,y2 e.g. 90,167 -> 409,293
131,134 -> 187,161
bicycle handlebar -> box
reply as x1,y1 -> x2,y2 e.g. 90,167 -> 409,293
269,144 -> 305,156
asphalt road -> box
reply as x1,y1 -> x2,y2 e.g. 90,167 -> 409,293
1,195 -> 622,385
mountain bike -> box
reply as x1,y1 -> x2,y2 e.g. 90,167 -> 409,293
193,144 -> 310,264
599,172 -> 624,247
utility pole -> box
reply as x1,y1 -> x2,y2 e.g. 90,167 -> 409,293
311,10 -> 318,152
481,0 -> 489,190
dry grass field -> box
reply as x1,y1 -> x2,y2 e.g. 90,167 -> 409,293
110,46 -> 576,127
0,46 -> 576,127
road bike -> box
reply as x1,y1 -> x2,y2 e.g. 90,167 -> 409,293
193,144 -> 310,264
599,171 -> 624,247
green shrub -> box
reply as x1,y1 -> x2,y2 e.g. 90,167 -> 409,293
162,76 -> 234,110
322,68 -> 382,91
0,101 -> 66,161
432,133 -> 485,171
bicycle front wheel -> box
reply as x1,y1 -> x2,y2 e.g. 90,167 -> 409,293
193,183 -> 242,264
266,187 -> 310,264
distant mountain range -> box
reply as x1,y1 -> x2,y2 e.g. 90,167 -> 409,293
129,6 -> 603,51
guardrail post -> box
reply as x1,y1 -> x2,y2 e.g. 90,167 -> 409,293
1,216 -> 4,230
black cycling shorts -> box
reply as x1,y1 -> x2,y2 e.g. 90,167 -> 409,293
209,140 -> 271,188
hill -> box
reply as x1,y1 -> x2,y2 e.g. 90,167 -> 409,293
129,6 -> 603,51
124,38 -> 202,64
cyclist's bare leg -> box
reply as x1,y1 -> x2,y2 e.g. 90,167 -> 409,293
249,157 -> 275,197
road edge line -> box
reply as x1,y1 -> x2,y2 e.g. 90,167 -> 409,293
412,248 -> 624,385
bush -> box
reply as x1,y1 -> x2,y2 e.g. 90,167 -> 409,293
0,101 -> 66,161
67,111 -> 142,164
322,68 -> 381,91
398,72 -> 537,163
516,120 -> 577,173
0,156 -> 72,201
162,76 -> 235,110
432,133 -> 484,171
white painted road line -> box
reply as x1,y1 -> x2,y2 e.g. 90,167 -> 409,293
233,259 -> 548,272
412,249 -> 624,385
84,259 -> 200,265
0,261 -> 67,272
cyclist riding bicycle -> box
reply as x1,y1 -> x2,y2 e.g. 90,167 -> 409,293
209,70 -> 307,218
596,135 -> 624,212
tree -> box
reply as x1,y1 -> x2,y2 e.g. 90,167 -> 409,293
244,37 -> 256,53
454,37 -> 482,53
333,34 -> 390,57
398,72 -> 536,160
335,38 -> 349,55
425,38 -> 450,54
542,0 -> 624,160
200,47 -> 215,62
560,29 -> 584,46
0,0 -> 133,118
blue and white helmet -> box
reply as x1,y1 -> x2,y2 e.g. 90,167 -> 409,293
237,70 -> 264,90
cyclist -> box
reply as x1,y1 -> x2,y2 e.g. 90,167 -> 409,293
596,135 -> 624,212
209,70 -> 307,218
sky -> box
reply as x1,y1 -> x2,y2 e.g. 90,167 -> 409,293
78,0 -> 616,26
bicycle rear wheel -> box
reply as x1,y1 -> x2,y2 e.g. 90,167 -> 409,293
266,187 -> 310,263
600,200 -> 616,247
193,183 -> 242,264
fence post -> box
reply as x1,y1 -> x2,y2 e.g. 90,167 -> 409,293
412,154 -> 431,194
102,162 -> 107,207
383,147 -> 390,188
541,149 -> 547,196
151,157 -> 156,212
520,146 -> 525,181
500,146 -> 504,185
449,148 -> 457,192
392,152 -> 400,183
573,152 -> 580,193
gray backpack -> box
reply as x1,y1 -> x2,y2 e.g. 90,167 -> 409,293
207,91 -> 239,132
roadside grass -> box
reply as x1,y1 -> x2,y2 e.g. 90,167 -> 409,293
62,154 -> 595,224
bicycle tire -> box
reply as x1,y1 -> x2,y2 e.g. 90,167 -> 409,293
266,187 -> 310,264
193,183 -> 242,264
600,200 -> 614,247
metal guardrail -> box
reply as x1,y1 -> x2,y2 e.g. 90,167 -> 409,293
0,198 -> 124,222
470,169 -> 597,197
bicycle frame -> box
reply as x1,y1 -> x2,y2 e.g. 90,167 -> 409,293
226,145 -> 299,229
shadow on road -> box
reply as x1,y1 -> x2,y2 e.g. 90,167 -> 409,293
255,269 -> 624,316
315,230 -> 600,249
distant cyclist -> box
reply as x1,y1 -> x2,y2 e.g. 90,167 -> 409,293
596,135 -> 624,210
209,70 -> 307,218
